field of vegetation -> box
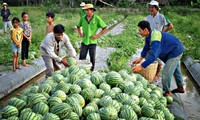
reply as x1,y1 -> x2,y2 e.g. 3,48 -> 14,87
0,6 -> 199,72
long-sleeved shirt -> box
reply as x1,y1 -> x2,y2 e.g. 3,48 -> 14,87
1,8 -> 11,21
40,33 -> 76,62
141,30 -> 184,68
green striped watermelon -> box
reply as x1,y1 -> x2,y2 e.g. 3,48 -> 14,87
43,113 -> 60,120
99,106 -> 118,120
105,71 -> 123,86
86,113 -> 101,120
7,116 -> 19,120
52,90 -> 67,101
70,84 -> 82,93
32,102 -> 49,115
38,83 -> 52,94
67,57 -> 77,66
119,105 -> 138,120
50,103 -> 72,119
1,106 -> 18,119
141,105 -> 155,118
8,97 -> 26,110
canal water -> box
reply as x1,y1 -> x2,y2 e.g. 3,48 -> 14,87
179,64 -> 200,119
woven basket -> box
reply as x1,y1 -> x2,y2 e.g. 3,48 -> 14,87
138,61 -> 158,83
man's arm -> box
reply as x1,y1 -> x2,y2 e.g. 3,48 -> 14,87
163,23 -> 173,32
64,34 -> 76,57
91,27 -> 109,39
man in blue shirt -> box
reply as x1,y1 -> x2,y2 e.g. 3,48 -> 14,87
132,20 -> 185,96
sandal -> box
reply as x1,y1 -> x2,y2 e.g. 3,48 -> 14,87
171,88 -> 185,93
163,91 -> 172,96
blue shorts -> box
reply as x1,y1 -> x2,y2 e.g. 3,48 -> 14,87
12,42 -> 21,53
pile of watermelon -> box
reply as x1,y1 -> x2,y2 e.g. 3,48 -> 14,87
0,64 -> 174,120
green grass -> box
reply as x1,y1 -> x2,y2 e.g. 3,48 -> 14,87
98,14 -> 144,71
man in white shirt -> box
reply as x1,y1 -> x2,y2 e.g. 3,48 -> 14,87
146,0 -> 173,32
40,24 -> 76,78
146,0 -> 173,80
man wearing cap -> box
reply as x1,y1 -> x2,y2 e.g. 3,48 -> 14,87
1,2 -> 13,37
146,0 -> 174,80
132,20 -> 185,96
79,2 -> 86,18
76,4 -> 108,71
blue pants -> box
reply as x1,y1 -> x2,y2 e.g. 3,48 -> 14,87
162,54 -> 184,92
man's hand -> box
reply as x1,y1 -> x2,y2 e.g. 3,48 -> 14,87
132,65 -> 143,73
90,35 -> 99,40
132,58 -> 142,67
17,44 -> 21,48
61,58 -> 69,67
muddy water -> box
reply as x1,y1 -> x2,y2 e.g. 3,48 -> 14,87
179,65 -> 200,119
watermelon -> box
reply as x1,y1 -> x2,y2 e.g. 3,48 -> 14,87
50,103 -> 72,119
19,111 -> 39,120
32,102 -> 49,115
70,84 -> 82,93
109,100 -> 122,112
7,116 -> 19,120
76,79 -> 93,89
141,105 -> 155,118
99,83 -> 111,91
99,106 -> 118,120
67,57 -> 77,66
8,97 -> 26,110
90,71 -> 103,86
52,90 -> 67,101
86,113 -> 101,120
70,102 -> 83,117
165,96 -> 173,104
43,113 -> 60,120
61,68 -> 69,77
80,88 -> 95,101
111,87 -> 122,94
48,97 -> 62,107
27,93 -> 47,107
103,90 -> 116,98
105,71 -> 123,86
54,82 -> 71,94
68,65 -> 79,74
20,108 -> 32,115
52,73 -> 64,83
119,105 -> 138,120
115,93 -> 130,103
70,94 -> 85,108
38,83 -> 52,94
99,96 -> 113,107
29,85 -> 39,93
83,106 -> 97,117
94,89 -> 104,98
69,74 -> 79,84
2,106 -> 18,119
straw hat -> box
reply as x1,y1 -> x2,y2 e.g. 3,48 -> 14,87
2,2 -> 8,7
80,2 -> 86,7
82,4 -> 96,11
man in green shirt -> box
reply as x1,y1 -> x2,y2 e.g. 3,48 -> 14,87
77,4 -> 108,71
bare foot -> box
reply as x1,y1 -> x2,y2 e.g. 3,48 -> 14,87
22,63 -> 30,67
16,66 -> 22,70
13,69 -> 16,72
